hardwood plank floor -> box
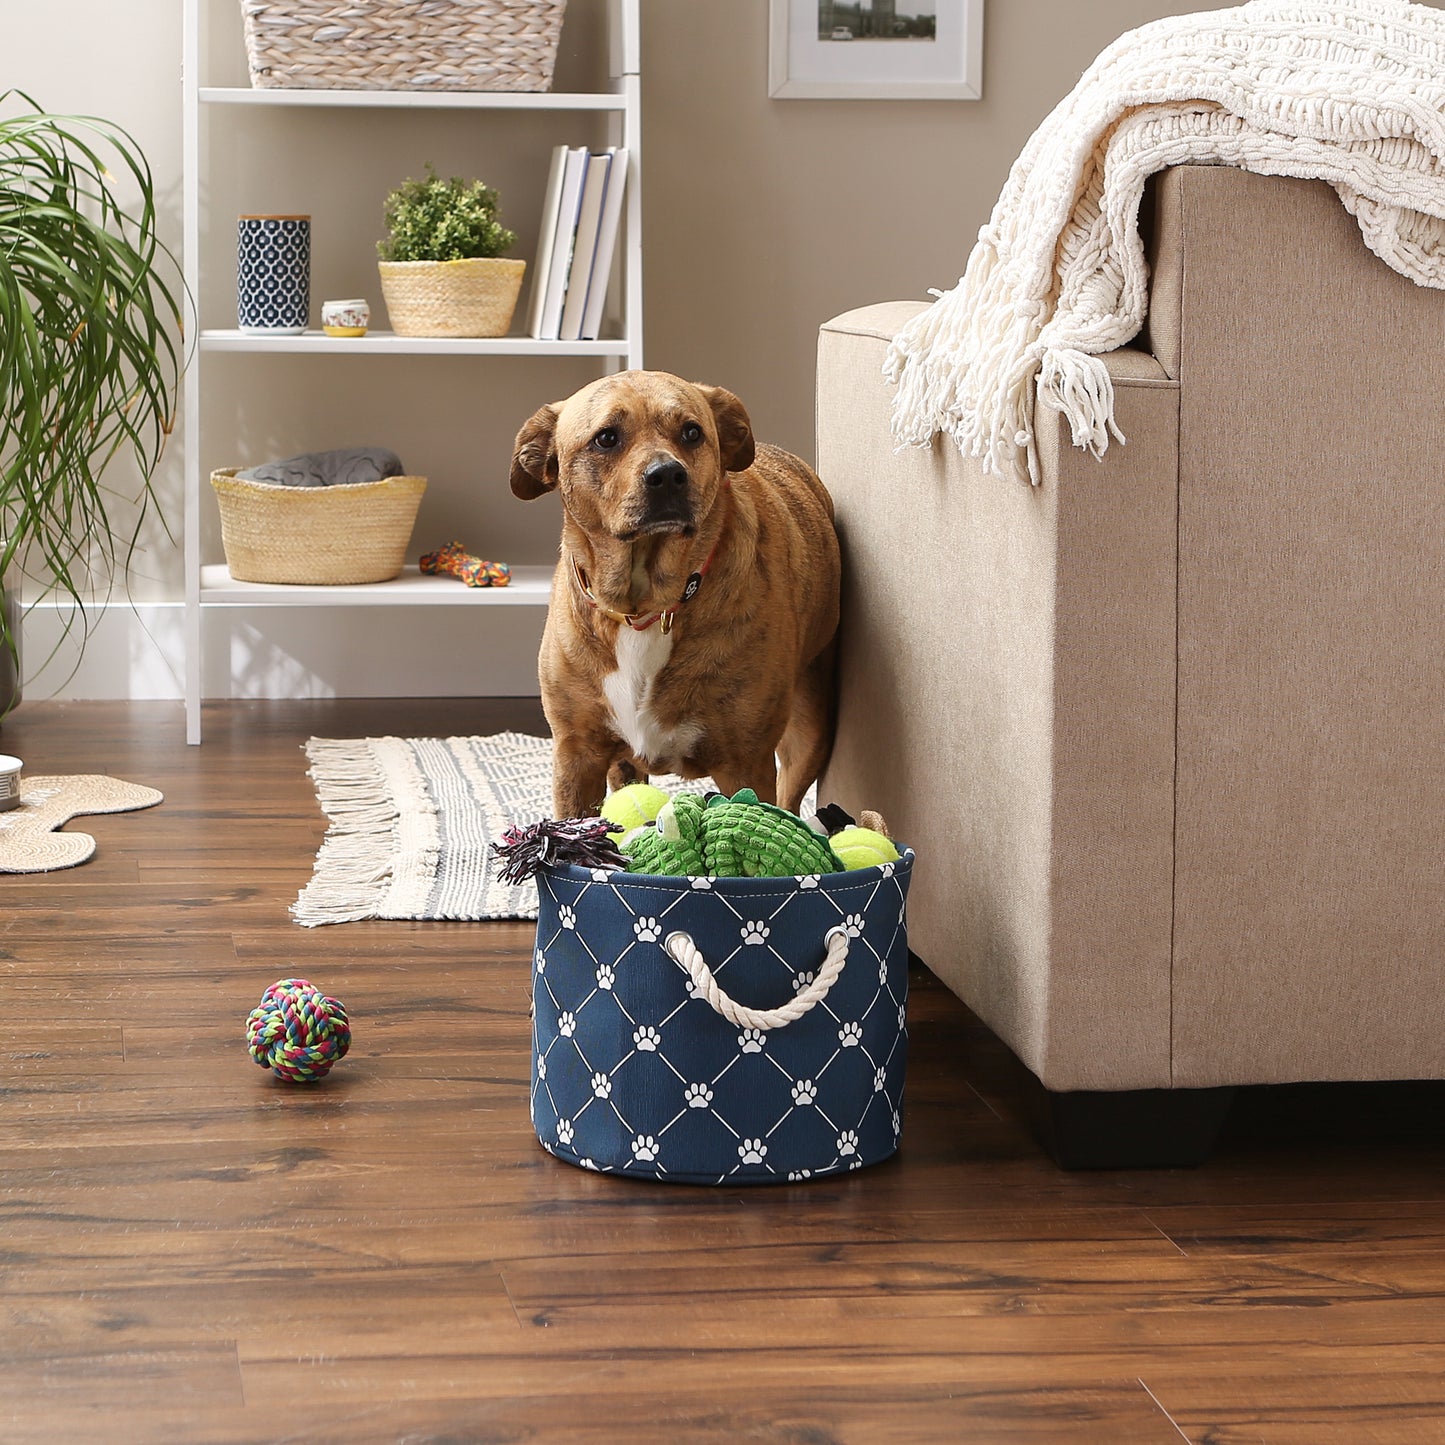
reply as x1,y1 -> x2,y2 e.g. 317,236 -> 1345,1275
1,698 -> 1442,1444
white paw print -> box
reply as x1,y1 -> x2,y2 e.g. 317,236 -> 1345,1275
536,1056 -> 547,1080
839,1021 -> 863,1048
739,1138 -> 767,1164
534,947 -> 546,975
579,1157 -> 598,1171
798,875 -> 820,890
878,959 -> 890,986
881,861 -> 896,877
792,1079 -> 817,1106
897,1003 -> 907,1030
596,962 -> 615,990
631,1135 -> 659,1162
559,904 -> 577,930
557,1011 -> 577,1038
556,1118 -> 574,1146
738,1028 -> 765,1054
591,1071 -> 612,1099
892,1107 -> 902,1136
792,970 -> 816,993
689,876 -> 713,890
874,1065 -> 887,1093
684,1082 -> 713,1109
787,1169 -> 813,1180
633,1025 -> 661,1052
741,920 -> 770,945
837,1129 -> 860,1157
849,1156 -> 864,1170
634,916 -> 661,942
591,868 -> 614,882
842,912 -> 865,938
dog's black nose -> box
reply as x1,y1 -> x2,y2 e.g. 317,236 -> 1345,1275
643,458 -> 688,491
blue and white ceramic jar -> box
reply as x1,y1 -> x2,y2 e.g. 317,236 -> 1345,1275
237,215 -> 311,334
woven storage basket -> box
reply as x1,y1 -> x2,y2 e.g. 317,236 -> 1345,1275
378,257 -> 526,338
240,0 -> 568,92
211,469 -> 427,585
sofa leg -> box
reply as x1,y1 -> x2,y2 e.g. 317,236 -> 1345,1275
1025,1079 -> 1236,1169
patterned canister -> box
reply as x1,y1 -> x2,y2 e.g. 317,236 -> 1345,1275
0,754 -> 22,812
237,215 -> 311,334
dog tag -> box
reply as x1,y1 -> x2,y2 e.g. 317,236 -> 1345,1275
681,572 -> 703,604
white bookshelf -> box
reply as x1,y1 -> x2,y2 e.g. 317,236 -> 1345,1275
180,0 -> 643,742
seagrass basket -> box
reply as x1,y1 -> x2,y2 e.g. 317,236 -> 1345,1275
211,470 -> 427,585
378,257 -> 526,337
239,0 -> 568,92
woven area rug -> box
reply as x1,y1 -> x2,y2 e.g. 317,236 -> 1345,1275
293,733 -> 555,926
0,775 -> 164,873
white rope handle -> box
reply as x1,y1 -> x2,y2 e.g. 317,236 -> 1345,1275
663,926 -> 850,1031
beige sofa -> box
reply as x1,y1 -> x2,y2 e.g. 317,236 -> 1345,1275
816,165 -> 1445,1166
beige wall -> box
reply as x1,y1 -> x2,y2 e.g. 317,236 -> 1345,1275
7,0 -> 1398,695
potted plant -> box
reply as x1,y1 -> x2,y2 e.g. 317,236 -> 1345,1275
0,91 -> 182,716
377,166 -> 525,339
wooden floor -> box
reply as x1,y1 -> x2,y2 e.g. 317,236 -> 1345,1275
2,698 -> 1443,1444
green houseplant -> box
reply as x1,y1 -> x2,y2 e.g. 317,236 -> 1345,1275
376,166 -> 525,339
0,91 -> 182,714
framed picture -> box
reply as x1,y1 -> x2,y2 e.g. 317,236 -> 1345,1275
769,0 -> 983,101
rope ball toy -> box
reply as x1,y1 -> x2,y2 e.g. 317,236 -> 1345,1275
246,977 -> 351,1083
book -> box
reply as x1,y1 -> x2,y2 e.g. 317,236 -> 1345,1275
579,147 -> 628,342
558,151 -> 613,343
530,145 -> 588,341
525,145 -> 570,340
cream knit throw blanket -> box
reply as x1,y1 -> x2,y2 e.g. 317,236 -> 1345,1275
886,0 -> 1445,487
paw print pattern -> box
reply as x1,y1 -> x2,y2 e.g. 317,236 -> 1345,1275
684,1082 -> 713,1109
892,1107 -> 902,1136
792,1079 -> 817,1106
738,1028 -> 765,1054
596,962 -> 615,990
559,904 -> 577,930
634,916 -> 661,943
591,868 -> 614,882
631,1135 -> 659,1162
536,1056 -> 547,1080
591,1071 -> 612,1099
838,1021 -> 864,1048
556,1118 -> 574,1146
534,947 -> 546,975
739,1138 -> 767,1164
842,913 -> 865,938
741,920 -> 770,945
878,959 -> 890,986
689,876 -> 714,890
558,1011 -> 577,1038
837,1129 -> 860,1157
792,970 -> 816,994
633,1025 -> 661,1052
798,875 -> 820,890
897,1003 -> 907,1030
874,1066 -> 887,1093
788,1169 -> 813,1180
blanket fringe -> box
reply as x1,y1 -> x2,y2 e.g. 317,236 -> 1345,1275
291,737 -> 403,928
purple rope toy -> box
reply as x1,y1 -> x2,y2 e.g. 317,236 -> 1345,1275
492,817 -> 626,884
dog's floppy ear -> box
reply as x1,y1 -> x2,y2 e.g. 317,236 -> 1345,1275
698,385 -> 756,474
510,404 -> 561,499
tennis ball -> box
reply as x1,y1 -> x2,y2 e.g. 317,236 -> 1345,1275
830,826 -> 901,871
600,782 -> 670,841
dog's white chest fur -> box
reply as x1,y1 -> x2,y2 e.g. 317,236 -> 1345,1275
603,625 -> 702,769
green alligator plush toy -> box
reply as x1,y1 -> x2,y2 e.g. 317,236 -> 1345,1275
621,788 -> 845,878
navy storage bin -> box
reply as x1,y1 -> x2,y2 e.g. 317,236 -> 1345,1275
531,851 -> 912,1184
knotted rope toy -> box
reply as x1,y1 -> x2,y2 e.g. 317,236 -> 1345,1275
420,540 -> 511,587
246,977 -> 351,1083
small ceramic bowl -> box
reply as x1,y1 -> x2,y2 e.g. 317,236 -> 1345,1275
0,753 -> 22,812
321,298 -> 370,337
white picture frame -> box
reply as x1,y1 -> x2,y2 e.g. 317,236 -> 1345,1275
769,0 -> 983,101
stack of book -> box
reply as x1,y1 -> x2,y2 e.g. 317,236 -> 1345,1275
527,144 -> 629,342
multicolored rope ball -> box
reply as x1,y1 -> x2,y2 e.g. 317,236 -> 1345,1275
246,977 -> 351,1083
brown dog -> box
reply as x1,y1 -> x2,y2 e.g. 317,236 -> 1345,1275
510,370 -> 840,820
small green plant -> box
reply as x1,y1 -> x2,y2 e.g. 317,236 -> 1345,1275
377,166 -> 516,263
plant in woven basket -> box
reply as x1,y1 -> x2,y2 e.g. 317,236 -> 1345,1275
0,91 -> 183,716
376,165 -> 526,338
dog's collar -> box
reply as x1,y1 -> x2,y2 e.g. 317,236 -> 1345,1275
571,485 -> 729,636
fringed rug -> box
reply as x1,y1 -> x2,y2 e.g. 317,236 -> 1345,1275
293,732 -> 555,926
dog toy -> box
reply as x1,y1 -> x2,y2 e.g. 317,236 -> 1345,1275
492,816 -> 626,884
420,540 -> 511,587
599,782 -> 670,842
246,978 -> 351,1083
829,825 -> 901,871
623,788 -> 844,878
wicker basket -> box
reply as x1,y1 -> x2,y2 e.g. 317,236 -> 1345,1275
239,0 -> 567,92
211,469 -> 427,585
378,257 -> 526,338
